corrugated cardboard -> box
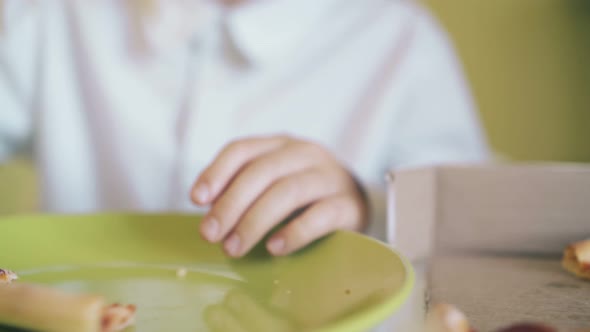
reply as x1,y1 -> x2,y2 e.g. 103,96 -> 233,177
387,163 -> 590,261
386,163 -> 590,330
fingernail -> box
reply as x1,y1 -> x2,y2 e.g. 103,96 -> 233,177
201,217 -> 219,241
193,184 -> 209,204
267,237 -> 285,255
225,233 -> 241,257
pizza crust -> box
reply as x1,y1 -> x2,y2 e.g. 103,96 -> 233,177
562,239 -> 590,280
0,269 -> 18,284
426,303 -> 473,332
0,275 -> 136,332
425,303 -> 578,332
102,303 -> 137,332
494,323 -> 557,332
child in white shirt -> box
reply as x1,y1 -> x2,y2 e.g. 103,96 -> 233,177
0,0 -> 489,257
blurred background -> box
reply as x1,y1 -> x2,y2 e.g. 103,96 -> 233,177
1,0 -> 589,213
425,0 -> 590,162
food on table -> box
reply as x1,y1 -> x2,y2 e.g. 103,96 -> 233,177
562,238 -> 590,280
425,303 -> 473,332
426,303 -> 589,332
494,323 -> 557,332
0,269 -> 18,284
495,324 -> 590,332
0,281 -> 136,332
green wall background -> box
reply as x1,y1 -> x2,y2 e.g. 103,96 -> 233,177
1,0 -> 589,214
425,0 -> 590,161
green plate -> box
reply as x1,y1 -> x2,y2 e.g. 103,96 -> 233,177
0,214 -> 413,332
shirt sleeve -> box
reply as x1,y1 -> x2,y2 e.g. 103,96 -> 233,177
364,7 -> 491,242
0,1 -> 38,163
389,11 -> 490,169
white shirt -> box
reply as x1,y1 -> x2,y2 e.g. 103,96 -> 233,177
0,0 -> 489,241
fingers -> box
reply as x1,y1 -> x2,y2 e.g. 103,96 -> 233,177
267,194 -> 362,256
191,136 -> 286,205
223,168 -> 341,257
199,144 -> 318,244
191,135 -> 369,258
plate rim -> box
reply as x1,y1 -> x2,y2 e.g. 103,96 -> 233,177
0,213 -> 415,332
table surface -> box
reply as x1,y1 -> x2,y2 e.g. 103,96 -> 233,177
429,254 -> 590,331
376,254 -> 590,332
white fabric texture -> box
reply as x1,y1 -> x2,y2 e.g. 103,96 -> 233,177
0,0 -> 489,242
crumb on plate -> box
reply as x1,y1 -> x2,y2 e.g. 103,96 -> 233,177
176,267 -> 188,278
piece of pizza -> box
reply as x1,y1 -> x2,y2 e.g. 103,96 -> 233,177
426,303 -> 590,332
0,282 -> 136,332
102,303 -> 137,332
494,324 -> 590,332
562,238 -> 590,280
0,269 -> 18,284
425,303 -> 475,332
494,323 -> 557,332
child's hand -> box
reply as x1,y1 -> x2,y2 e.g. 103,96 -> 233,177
191,135 -> 369,257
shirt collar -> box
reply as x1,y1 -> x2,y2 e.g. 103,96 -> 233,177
223,0 -> 339,66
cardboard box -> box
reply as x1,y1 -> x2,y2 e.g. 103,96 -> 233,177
386,163 -> 590,330
387,163 -> 590,261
